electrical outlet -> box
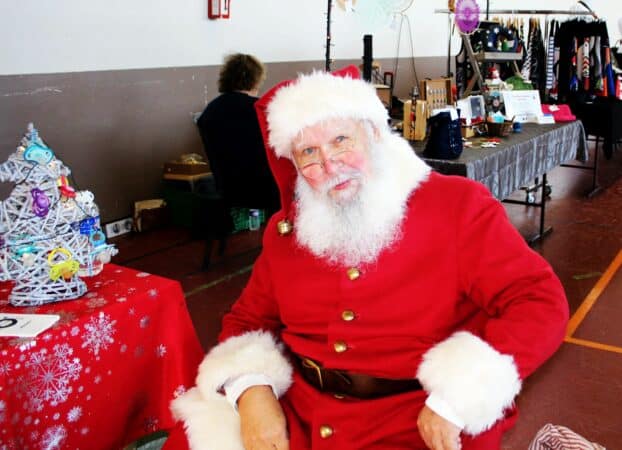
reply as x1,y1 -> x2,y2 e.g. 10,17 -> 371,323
105,217 -> 133,238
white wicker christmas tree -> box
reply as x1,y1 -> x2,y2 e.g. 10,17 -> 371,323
0,124 -> 117,306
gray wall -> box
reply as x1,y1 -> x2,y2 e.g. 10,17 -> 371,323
0,56 -> 447,223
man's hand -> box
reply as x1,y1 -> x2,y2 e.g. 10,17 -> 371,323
417,405 -> 462,450
237,385 -> 289,450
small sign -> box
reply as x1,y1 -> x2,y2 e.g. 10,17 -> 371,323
0,313 -> 60,338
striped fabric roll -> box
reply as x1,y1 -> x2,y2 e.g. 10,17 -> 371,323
528,423 -> 606,450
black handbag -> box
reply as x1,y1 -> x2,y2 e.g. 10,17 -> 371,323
423,111 -> 463,160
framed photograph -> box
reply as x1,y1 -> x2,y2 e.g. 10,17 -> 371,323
208,0 -> 220,19
457,95 -> 485,122
469,95 -> 486,119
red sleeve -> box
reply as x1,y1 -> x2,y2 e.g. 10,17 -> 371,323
218,248 -> 282,343
456,180 -> 569,379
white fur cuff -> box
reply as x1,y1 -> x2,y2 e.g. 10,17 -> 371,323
171,331 -> 293,450
416,331 -> 521,435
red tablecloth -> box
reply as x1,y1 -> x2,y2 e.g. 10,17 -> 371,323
0,264 -> 204,449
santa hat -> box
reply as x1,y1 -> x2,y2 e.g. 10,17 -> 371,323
266,66 -> 389,159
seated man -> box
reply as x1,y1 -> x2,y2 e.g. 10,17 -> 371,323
172,66 -> 569,450
197,53 -> 279,216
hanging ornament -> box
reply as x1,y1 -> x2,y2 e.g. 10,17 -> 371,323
79,217 -> 97,235
31,188 -> 51,217
455,0 -> 480,34
23,144 -> 54,165
57,175 -> 76,199
48,247 -> 79,281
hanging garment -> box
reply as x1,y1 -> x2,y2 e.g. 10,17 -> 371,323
528,19 -> 547,96
545,20 -> 557,90
582,37 -> 591,90
521,22 -> 534,81
555,19 -> 610,102
592,36 -> 603,92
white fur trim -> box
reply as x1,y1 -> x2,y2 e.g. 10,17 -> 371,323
267,70 -> 389,158
171,331 -> 293,450
416,331 -> 522,435
381,131 -> 431,195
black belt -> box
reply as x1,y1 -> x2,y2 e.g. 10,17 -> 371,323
295,356 -> 422,399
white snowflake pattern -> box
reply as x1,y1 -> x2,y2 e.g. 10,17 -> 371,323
70,326 -> 80,337
147,288 -> 159,299
20,344 -> 82,412
116,296 -> 127,303
81,312 -> 116,356
139,316 -> 150,328
86,297 -> 107,308
128,308 -> 136,316
155,344 -> 167,358
67,406 -> 82,422
136,272 -> 150,278
94,375 -> 102,384
41,425 -> 67,450
0,399 -> 6,423
0,360 -> 11,376
80,427 -> 89,435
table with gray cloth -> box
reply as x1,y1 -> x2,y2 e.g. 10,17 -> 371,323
410,121 -> 587,241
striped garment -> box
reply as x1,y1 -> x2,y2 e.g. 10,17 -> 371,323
528,423 -> 606,450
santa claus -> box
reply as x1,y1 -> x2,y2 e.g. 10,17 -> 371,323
168,66 -> 568,450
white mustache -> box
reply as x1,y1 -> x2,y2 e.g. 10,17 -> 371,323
321,171 -> 362,193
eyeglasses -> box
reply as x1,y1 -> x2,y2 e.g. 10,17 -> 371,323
292,136 -> 358,180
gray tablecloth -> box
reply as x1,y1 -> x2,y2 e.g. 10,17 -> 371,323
411,121 -> 587,200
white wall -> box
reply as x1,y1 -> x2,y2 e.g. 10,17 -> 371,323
1,0 -> 620,76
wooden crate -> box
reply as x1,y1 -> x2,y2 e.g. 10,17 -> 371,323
419,78 -> 453,113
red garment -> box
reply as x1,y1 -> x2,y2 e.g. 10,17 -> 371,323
218,172 -> 568,449
542,104 -> 577,122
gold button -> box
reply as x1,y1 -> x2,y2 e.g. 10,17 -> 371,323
333,341 -> 347,353
277,219 -> 293,235
341,310 -> 355,321
319,425 -> 334,439
346,267 -> 360,281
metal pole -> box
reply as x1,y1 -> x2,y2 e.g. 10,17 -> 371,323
486,0 -> 490,20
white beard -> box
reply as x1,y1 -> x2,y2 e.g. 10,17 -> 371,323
294,135 -> 413,267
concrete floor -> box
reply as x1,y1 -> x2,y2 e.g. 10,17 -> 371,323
113,143 -> 622,449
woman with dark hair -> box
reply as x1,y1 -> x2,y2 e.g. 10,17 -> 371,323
197,53 -> 279,227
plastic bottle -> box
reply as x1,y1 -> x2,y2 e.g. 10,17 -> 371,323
248,209 -> 261,231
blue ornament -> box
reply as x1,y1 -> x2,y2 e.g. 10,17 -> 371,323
24,144 -> 54,165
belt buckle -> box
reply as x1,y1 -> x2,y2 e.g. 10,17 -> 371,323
301,357 -> 324,390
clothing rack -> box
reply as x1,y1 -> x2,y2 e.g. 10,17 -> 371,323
436,9 -> 596,78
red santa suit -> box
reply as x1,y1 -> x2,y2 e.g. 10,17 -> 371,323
170,66 -> 568,450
